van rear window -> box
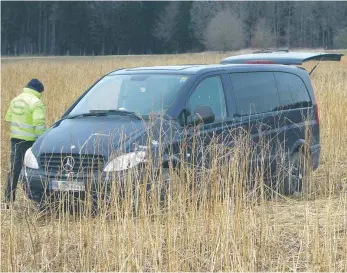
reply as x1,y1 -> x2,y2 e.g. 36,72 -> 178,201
274,72 -> 312,110
229,72 -> 280,116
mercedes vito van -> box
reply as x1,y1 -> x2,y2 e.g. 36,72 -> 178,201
22,51 -> 343,206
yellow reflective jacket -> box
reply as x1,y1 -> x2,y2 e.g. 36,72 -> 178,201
5,87 -> 46,141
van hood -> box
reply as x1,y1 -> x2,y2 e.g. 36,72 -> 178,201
32,116 -> 149,157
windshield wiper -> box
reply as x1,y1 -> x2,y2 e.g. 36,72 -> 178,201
90,109 -> 142,120
63,109 -> 142,120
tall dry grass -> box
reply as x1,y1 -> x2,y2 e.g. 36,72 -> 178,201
1,52 -> 347,271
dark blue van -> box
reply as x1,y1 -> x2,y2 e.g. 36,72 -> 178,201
21,51 -> 343,207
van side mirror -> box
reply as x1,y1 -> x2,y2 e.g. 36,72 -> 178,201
187,105 -> 215,125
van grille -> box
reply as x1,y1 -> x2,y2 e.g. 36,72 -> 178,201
39,153 -> 105,175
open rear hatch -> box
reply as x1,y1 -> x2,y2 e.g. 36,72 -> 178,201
220,51 -> 344,74
220,52 -> 344,65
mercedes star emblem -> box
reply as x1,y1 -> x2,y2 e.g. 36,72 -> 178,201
62,156 -> 75,172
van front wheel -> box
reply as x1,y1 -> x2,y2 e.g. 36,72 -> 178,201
283,151 -> 309,196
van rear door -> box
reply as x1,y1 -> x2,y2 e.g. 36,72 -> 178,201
220,52 -> 344,65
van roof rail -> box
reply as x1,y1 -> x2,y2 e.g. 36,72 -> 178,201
253,48 -> 289,54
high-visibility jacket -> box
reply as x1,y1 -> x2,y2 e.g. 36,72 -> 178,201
5,87 -> 46,141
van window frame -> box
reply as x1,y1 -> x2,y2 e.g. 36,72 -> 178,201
179,72 -> 232,127
226,70 -> 313,118
227,71 -> 281,117
273,71 -> 313,110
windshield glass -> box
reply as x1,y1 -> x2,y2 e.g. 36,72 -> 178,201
68,74 -> 190,118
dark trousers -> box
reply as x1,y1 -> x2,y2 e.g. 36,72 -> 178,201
5,138 -> 34,202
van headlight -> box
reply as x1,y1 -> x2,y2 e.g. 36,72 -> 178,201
24,148 -> 39,169
103,151 -> 147,172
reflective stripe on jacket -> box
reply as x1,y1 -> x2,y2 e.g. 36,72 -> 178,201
5,87 -> 46,141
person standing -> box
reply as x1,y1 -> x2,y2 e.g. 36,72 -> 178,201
4,79 -> 46,206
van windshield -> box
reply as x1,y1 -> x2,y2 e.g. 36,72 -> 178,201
68,74 -> 190,118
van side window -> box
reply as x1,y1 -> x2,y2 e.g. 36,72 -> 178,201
274,72 -> 312,110
229,72 -> 280,116
187,76 -> 227,121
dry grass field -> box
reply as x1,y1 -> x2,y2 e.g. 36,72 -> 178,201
1,51 -> 347,271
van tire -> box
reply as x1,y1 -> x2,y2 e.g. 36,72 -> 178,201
283,150 -> 307,196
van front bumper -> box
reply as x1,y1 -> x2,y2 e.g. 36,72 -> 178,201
21,166 -> 150,205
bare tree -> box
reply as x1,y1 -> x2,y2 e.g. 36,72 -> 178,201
204,10 -> 245,51
152,2 -> 180,45
251,18 -> 276,49
189,1 -> 220,46
334,27 -> 347,49
50,2 -> 58,55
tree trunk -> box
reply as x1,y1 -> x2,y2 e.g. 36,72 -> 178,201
287,7 -> 291,48
51,5 -> 56,55
43,5 -> 48,54
38,2 -> 42,54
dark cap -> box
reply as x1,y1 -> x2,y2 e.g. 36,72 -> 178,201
26,79 -> 44,93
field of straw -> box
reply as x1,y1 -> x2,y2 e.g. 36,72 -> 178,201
1,51 -> 347,271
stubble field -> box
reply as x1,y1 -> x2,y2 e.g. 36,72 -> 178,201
1,51 -> 347,271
